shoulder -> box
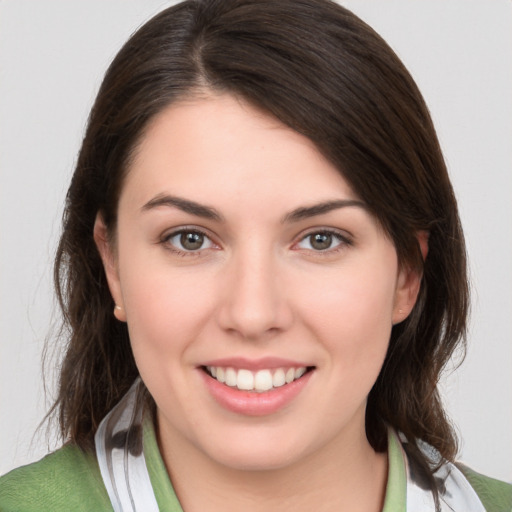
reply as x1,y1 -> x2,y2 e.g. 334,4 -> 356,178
0,443 -> 112,511
457,463 -> 512,512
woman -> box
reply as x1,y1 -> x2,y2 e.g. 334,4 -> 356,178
0,0 -> 510,510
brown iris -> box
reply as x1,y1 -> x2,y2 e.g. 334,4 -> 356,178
180,232 -> 204,250
309,232 -> 333,250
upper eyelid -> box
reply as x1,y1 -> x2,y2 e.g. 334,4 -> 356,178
161,226 -> 214,240
159,228 -> 218,256
159,226 -> 218,249
291,228 -> 354,251
296,226 -> 353,241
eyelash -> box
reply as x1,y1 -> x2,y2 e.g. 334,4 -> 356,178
160,227 -> 217,257
159,227 -> 353,257
294,229 -> 353,254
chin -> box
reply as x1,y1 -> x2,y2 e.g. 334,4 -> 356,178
196,426 -> 318,472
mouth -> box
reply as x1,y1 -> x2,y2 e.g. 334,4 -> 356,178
202,365 -> 315,393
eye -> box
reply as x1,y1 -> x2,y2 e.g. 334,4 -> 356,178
296,231 -> 349,251
164,229 -> 215,252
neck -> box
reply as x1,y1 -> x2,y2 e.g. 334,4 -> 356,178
157,416 -> 388,512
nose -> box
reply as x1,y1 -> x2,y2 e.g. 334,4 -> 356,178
217,246 -> 293,341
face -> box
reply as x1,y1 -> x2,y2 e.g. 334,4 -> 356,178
95,94 -> 420,472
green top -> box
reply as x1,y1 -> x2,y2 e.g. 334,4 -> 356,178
0,422 -> 510,511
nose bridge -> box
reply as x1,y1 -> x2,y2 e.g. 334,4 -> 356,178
218,238 -> 290,339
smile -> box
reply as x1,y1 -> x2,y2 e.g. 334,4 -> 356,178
200,361 -> 315,415
204,366 -> 311,393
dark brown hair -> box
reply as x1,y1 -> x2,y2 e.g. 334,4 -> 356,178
52,0 -> 468,482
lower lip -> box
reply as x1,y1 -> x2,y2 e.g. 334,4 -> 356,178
200,369 -> 313,416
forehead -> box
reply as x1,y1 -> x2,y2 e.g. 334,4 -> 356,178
121,93 -> 359,214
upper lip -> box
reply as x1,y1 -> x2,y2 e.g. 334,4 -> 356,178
199,357 -> 312,371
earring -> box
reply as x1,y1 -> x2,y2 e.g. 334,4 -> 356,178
113,304 -> 126,322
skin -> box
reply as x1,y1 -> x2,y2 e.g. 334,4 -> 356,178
95,93 -> 422,511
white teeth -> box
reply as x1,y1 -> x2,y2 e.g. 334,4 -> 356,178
237,369 -> 254,391
272,368 -> 286,388
207,366 -> 309,392
295,367 -> 306,379
216,367 -> 225,383
225,367 -> 237,387
254,370 -> 273,392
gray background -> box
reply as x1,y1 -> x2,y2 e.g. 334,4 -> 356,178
1,0 -> 511,481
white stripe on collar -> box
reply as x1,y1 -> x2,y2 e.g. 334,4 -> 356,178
398,432 -> 485,512
95,378 -> 159,512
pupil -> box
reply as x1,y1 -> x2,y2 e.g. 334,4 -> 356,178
181,232 -> 203,250
311,233 -> 332,250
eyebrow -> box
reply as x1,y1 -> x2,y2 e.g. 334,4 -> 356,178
141,194 -> 366,224
141,194 -> 223,221
282,199 -> 367,223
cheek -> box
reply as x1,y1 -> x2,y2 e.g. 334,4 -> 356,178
117,248 -> 218,364
298,260 -> 396,368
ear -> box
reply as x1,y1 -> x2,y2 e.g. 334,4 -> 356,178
93,213 -> 127,322
392,231 -> 429,325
